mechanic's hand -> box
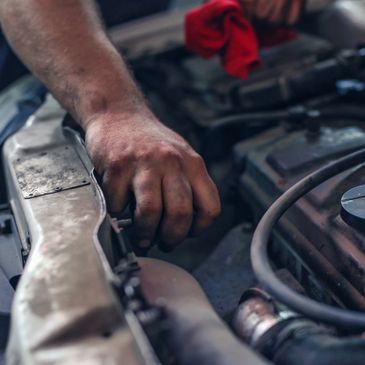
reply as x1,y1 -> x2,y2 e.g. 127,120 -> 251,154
85,110 -> 221,250
241,0 -> 304,25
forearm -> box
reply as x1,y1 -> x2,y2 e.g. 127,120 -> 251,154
0,0 -> 221,248
0,0 -> 148,128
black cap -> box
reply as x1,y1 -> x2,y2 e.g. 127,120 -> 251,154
341,185 -> 365,233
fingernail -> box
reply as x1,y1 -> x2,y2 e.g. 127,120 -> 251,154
139,240 -> 151,248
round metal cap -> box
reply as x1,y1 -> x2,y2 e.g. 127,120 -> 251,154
341,185 -> 365,232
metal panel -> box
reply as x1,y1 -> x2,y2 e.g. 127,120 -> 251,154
14,145 -> 90,198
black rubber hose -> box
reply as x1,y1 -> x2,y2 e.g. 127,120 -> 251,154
203,110 -> 290,142
205,108 -> 365,140
259,319 -> 365,365
251,147 -> 365,331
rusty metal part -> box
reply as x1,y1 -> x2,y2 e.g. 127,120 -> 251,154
2,95 -> 158,365
232,289 -> 298,347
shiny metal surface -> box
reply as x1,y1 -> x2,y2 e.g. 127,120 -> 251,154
233,289 -> 297,347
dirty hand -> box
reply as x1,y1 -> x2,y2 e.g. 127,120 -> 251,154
0,0 -> 220,251
85,109 -> 221,250
240,0 -> 304,25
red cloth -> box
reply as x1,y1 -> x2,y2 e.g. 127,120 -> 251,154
185,0 -> 297,79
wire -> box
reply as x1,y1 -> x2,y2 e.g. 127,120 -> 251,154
202,110 -> 290,161
204,110 -> 290,140
250,147 -> 365,331
205,108 -> 365,138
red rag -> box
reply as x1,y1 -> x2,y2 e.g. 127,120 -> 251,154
185,0 -> 296,79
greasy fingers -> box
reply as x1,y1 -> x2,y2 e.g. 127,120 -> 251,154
185,154 -> 221,236
85,112 -> 221,251
101,166 -> 131,213
130,171 -> 163,247
159,174 -> 193,249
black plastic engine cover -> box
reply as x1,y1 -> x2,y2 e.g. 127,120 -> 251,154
236,124 -> 365,310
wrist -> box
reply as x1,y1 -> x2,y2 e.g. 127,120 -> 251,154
81,96 -> 158,134
64,50 -> 150,130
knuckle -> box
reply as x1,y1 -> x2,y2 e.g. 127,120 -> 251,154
168,206 -> 192,222
106,153 -> 133,175
191,153 -> 206,170
138,200 -> 161,217
159,145 -> 182,162
137,145 -> 182,164
137,148 -> 155,163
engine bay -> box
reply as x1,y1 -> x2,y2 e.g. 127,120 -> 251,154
3,6 -> 365,365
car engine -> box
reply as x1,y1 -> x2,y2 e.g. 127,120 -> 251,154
2,3 -> 365,365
